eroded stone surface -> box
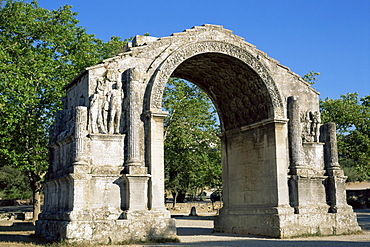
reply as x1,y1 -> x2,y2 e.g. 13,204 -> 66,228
36,24 -> 360,243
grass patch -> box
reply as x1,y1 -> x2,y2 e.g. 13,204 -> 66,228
44,241 -> 96,247
0,223 -> 180,247
290,232 -> 323,238
117,237 -> 180,245
5,236 -> 182,247
290,229 -> 363,239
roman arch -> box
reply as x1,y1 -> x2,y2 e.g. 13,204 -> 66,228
36,24 -> 360,243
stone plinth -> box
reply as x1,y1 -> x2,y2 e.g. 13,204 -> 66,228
36,217 -> 176,244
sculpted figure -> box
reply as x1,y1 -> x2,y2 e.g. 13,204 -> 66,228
301,110 -> 321,142
108,82 -> 124,134
101,91 -> 110,134
89,94 -> 100,133
89,68 -> 126,134
301,111 -> 313,142
89,79 -> 107,134
310,111 -> 321,142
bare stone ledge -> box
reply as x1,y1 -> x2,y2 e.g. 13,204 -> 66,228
36,218 -> 176,244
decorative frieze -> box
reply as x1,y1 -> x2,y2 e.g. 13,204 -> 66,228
150,41 -> 284,123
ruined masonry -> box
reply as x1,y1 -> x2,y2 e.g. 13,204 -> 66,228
35,24 -> 361,243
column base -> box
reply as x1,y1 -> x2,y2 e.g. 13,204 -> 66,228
121,209 -> 171,219
214,205 -> 361,238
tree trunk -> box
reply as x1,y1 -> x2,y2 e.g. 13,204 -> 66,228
32,188 -> 41,224
30,176 -> 43,224
172,192 -> 178,208
176,191 -> 186,203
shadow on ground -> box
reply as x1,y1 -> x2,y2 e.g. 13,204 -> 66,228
0,209 -> 369,246
355,208 -> 370,231
149,239 -> 370,247
0,222 -> 40,244
164,209 -> 370,247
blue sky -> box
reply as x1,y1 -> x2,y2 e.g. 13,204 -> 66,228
34,0 -> 369,100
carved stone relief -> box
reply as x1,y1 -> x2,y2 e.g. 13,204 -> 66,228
149,41 -> 284,128
301,110 -> 321,142
89,70 -> 126,135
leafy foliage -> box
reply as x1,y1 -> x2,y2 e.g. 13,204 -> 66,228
302,71 -> 320,85
339,159 -> 363,183
0,0 -> 128,219
320,93 -> 370,181
0,166 -> 32,199
163,78 -> 221,203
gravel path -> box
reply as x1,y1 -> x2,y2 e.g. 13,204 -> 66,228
1,206 -> 369,246
346,182 -> 370,190
170,218 -> 370,246
139,209 -> 370,247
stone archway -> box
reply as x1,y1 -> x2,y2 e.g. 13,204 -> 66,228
36,24 -> 360,244
146,43 -> 290,237
148,41 -> 284,121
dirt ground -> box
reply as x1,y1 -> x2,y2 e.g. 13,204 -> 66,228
346,182 -> 370,190
0,208 -> 369,246
0,222 -> 39,246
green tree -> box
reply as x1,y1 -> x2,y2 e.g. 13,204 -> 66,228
0,166 -> 32,200
163,78 -> 222,205
0,0 -> 128,222
320,93 -> 370,181
302,71 -> 320,85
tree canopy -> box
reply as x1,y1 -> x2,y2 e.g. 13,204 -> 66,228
0,0 -> 128,221
163,78 -> 222,203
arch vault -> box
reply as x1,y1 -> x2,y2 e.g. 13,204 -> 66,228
36,24 -> 360,243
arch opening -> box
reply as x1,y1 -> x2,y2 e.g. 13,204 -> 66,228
162,78 -> 222,206
145,49 -> 291,237
165,52 -> 274,132
148,51 -> 282,229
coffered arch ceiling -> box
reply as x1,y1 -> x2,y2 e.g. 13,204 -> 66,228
171,52 -> 273,132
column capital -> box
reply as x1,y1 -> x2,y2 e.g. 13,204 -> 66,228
145,110 -> 169,119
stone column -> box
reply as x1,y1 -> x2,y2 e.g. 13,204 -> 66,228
122,68 -> 150,218
287,96 -> 303,213
322,123 -> 341,171
322,122 -> 348,213
126,68 -> 144,168
74,106 -> 88,165
287,96 -> 303,169
147,111 -> 170,216
69,106 -> 90,220
218,132 -> 229,210
273,119 -> 291,207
